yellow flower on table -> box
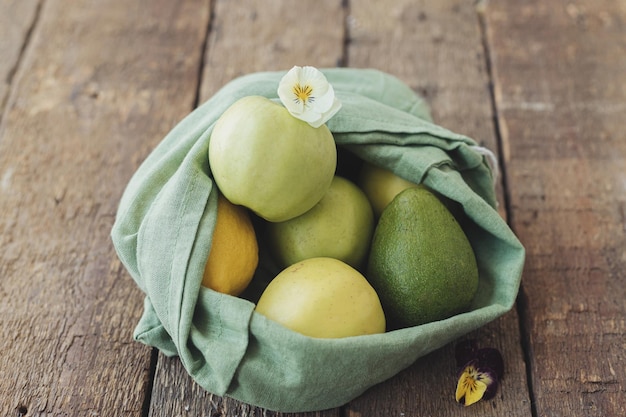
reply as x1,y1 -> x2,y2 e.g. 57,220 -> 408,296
454,340 -> 504,406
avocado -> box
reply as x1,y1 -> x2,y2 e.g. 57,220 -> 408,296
366,187 -> 479,329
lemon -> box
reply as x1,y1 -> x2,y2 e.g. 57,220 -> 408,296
255,257 -> 386,338
366,187 -> 479,329
266,176 -> 374,270
208,96 -> 337,222
201,193 -> 259,296
357,162 -> 418,218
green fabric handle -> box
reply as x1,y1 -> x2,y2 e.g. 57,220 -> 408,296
111,68 -> 524,412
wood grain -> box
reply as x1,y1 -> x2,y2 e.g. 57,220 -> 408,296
485,0 -> 626,415
0,0 -> 40,114
345,1 -> 531,415
149,354 -> 341,417
0,0 -> 210,415
4,0 -> 624,415
199,0 -> 346,100
349,0 -> 509,216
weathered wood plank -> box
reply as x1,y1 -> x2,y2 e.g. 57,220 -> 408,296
485,0 -> 626,415
345,0 -> 532,415
150,354 -> 340,417
199,0 -> 346,99
348,0 -> 511,217
148,1 -> 346,416
0,0 -> 210,415
0,0 -> 40,114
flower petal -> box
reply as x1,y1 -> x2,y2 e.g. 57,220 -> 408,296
455,360 -> 499,406
301,66 -> 330,96
313,98 -> 341,127
277,65 -> 341,128
310,83 -> 335,112
277,68 -> 305,114
481,368 -> 500,401
295,108 -> 324,125
475,348 -> 504,380
455,339 -> 478,368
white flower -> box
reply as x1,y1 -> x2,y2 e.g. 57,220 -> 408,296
277,66 -> 342,128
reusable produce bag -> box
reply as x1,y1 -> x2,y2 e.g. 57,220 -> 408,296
111,68 -> 525,412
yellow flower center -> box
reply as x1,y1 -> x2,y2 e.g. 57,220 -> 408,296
293,84 -> 313,104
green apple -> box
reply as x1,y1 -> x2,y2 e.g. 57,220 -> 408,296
209,95 -> 337,222
267,175 -> 374,269
255,257 -> 386,338
357,162 -> 418,218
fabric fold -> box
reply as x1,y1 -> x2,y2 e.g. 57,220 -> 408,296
111,68 -> 525,412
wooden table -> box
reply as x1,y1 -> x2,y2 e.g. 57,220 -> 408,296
1,0 -> 624,415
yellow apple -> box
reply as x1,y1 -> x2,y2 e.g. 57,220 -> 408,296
255,257 -> 386,338
209,96 -> 337,222
357,162 -> 418,218
266,176 -> 374,270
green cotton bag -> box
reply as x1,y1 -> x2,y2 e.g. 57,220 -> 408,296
111,68 -> 525,412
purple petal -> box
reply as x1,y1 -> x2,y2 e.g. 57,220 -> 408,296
476,348 -> 504,379
455,339 -> 478,368
480,367 -> 500,400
